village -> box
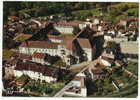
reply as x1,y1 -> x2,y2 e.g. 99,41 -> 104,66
2,9 -> 138,97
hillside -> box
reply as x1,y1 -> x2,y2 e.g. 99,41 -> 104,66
3,2 -> 139,23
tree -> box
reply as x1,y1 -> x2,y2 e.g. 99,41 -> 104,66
54,59 -> 66,67
73,27 -> 81,35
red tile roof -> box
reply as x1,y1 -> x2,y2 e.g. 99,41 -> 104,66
18,53 -> 32,60
47,35 -> 64,40
62,37 -> 74,50
91,68 -> 104,74
32,52 -> 46,59
8,16 -> 19,19
76,38 -> 92,49
15,61 -> 57,78
126,17 -> 138,21
20,41 -> 59,49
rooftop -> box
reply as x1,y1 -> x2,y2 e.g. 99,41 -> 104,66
55,20 -> 83,27
76,38 -> 92,49
20,41 -> 59,49
32,52 -> 46,59
15,61 -> 58,78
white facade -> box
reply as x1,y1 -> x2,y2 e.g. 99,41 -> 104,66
93,18 -> 100,25
81,88 -> 87,97
13,69 -> 57,83
83,48 -> 92,61
32,57 -> 45,64
14,70 -> 23,77
54,25 -> 74,34
79,22 -> 93,30
98,25 -> 103,31
49,39 -> 62,43
19,47 -> 58,56
104,35 -> 113,41
107,30 -> 115,35
57,44 -> 73,65
79,23 -> 87,30
120,20 -> 127,26
65,73 -> 87,97
99,58 -> 111,67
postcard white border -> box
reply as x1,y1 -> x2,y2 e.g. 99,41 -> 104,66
0,0 -> 139,100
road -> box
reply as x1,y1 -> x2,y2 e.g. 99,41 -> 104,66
54,61 -> 92,97
69,61 -> 90,70
54,82 -> 73,97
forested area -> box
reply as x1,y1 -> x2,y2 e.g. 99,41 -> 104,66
3,2 -> 139,22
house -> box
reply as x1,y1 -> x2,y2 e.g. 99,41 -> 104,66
89,17 -> 101,25
104,34 -> 114,41
30,18 -> 42,27
58,37 -> 74,65
32,52 -> 46,64
79,19 -> 93,30
107,29 -> 116,36
19,41 -> 59,56
79,18 -> 105,30
27,21 -> 58,41
117,17 -> 138,30
54,21 -> 81,34
47,35 -> 63,43
4,58 -> 18,78
118,19 -> 127,28
75,26 -> 104,59
115,60 -> 125,67
8,16 -> 19,22
64,73 -> 87,97
73,38 -> 94,61
85,60 -> 109,80
99,56 -> 114,67
58,36 -> 95,64
13,60 -> 58,83
117,29 -> 126,37
18,53 -> 32,61
101,48 -> 115,59
90,63 -> 109,80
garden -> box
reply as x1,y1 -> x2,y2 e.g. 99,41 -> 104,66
23,80 -> 65,96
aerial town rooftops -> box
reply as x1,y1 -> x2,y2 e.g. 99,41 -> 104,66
126,17 -> 138,22
115,60 -> 125,66
20,41 -> 60,49
62,37 -> 74,50
74,26 -> 96,39
91,68 -> 105,74
47,34 -> 64,40
32,52 -> 46,59
8,16 -> 19,21
100,56 -> 114,64
18,53 -> 32,60
55,20 -> 84,27
5,59 -> 18,67
15,61 -> 58,78
76,38 -> 92,49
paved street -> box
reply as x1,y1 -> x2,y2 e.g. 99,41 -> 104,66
69,61 -> 90,70
54,61 -> 92,97
54,82 -> 73,97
